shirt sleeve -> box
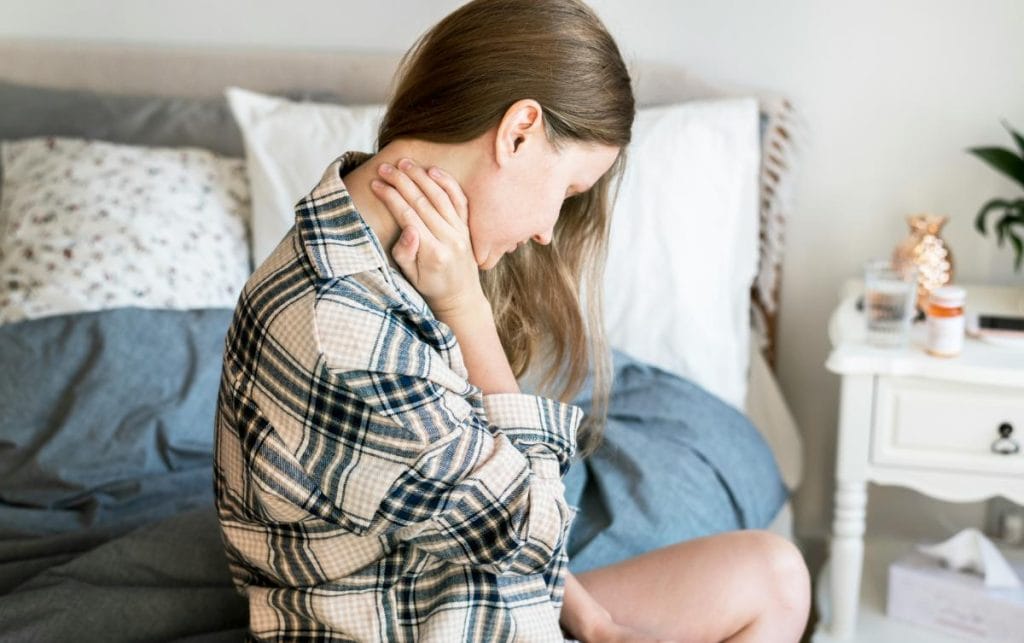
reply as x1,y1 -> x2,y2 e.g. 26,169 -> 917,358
481,392 -> 580,478
333,368 -> 583,577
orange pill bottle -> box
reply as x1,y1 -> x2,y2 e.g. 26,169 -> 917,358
925,286 -> 966,357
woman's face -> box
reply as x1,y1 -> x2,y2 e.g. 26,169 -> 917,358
464,138 -> 620,270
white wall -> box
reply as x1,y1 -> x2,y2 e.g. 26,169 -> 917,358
2,0 -> 1022,543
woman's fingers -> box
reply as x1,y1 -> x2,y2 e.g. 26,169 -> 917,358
389,224 -> 421,283
426,165 -> 469,225
370,179 -> 436,250
376,161 -> 450,239
393,160 -> 464,229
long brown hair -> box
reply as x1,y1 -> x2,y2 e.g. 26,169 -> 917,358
377,0 -> 634,458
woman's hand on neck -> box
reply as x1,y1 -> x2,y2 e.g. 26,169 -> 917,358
344,138 -> 481,270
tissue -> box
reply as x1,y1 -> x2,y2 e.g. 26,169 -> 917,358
917,527 -> 1023,589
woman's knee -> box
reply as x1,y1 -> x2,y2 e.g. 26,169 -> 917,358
749,530 -> 811,615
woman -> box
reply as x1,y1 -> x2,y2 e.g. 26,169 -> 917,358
214,0 -> 811,641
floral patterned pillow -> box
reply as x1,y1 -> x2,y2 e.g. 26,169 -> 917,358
0,137 -> 251,324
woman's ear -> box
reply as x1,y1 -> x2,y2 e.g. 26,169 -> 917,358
494,99 -> 545,167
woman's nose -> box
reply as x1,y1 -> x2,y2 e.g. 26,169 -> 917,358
532,230 -> 553,245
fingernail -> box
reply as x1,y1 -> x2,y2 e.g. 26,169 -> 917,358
398,158 -> 413,170
428,167 -> 442,179
379,164 -> 393,175
370,179 -> 384,189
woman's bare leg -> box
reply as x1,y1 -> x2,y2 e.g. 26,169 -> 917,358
573,530 -> 810,643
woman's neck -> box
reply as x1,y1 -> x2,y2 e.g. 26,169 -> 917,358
344,139 -> 482,270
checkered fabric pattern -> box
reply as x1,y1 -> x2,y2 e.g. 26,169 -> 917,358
214,152 -> 583,642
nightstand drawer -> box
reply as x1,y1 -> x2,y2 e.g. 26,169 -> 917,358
872,376 -> 1024,475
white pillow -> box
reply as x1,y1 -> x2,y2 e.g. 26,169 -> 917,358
226,88 -> 758,409
604,100 -> 760,410
0,137 -> 251,325
225,86 -> 385,264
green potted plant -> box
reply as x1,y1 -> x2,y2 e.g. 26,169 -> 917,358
968,120 -> 1024,272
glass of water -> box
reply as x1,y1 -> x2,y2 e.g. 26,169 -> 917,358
863,259 -> 918,347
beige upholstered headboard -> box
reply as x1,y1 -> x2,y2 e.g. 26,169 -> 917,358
0,38 -> 799,371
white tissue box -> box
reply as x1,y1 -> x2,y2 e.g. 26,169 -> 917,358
887,548 -> 1024,641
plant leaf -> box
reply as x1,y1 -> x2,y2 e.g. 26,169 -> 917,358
967,146 -> 1024,190
974,198 -> 1012,235
1008,228 -> 1024,272
978,200 -> 1024,272
1003,119 -> 1024,159
996,209 -> 1024,245
1003,202 -> 1024,230
1008,202 -> 1024,225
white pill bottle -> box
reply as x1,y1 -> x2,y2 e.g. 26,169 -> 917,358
925,286 -> 966,357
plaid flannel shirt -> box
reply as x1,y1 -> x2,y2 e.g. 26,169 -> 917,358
214,152 -> 583,642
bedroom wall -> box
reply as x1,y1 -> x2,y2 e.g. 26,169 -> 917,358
2,0 -> 1022,547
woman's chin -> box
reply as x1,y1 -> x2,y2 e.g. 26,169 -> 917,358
477,249 -> 504,271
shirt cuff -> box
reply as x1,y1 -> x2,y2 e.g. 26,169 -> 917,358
481,393 -> 582,462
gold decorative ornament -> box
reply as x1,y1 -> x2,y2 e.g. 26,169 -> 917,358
892,213 -> 955,312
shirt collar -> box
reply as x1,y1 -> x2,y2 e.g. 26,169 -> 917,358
294,151 -> 387,280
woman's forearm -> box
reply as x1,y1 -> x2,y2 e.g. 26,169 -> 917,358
435,294 -> 520,396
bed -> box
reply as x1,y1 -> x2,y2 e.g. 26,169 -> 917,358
0,39 -> 804,641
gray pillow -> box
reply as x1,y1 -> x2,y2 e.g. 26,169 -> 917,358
0,79 -> 244,157
0,80 -> 357,155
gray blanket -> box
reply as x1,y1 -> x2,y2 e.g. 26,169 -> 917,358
0,308 -> 786,641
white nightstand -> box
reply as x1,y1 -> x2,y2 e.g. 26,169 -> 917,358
816,280 -> 1024,641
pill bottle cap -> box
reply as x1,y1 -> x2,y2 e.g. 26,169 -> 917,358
930,286 -> 966,307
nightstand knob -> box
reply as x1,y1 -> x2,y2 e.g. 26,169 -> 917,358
992,422 -> 1020,455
